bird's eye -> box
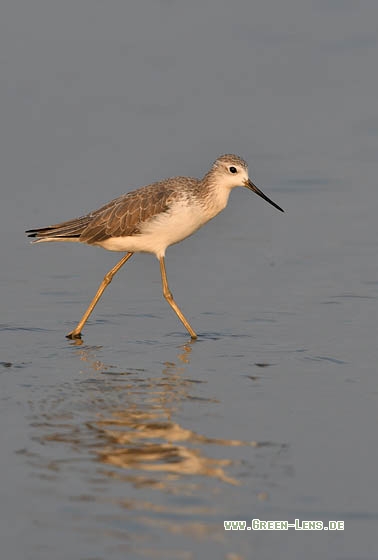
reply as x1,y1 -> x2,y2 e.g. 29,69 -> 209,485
229,166 -> 237,174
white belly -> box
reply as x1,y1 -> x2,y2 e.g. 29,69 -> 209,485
99,201 -> 208,257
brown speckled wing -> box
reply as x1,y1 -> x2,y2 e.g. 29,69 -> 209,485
26,176 -> 199,243
80,183 -> 178,245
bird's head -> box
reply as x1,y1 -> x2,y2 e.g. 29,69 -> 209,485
211,154 -> 284,212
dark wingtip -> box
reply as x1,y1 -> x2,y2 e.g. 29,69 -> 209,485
25,230 -> 38,237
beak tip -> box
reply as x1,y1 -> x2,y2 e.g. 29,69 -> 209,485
246,179 -> 284,213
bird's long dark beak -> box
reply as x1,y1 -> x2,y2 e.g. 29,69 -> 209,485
244,179 -> 284,212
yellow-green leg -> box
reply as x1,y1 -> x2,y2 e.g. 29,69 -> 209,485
159,256 -> 197,339
66,252 -> 134,339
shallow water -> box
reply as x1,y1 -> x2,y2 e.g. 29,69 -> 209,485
1,1 -> 378,558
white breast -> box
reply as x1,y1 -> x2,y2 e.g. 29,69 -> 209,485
99,199 -> 210,257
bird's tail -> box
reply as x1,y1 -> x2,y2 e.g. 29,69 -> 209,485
26,214 -> 92,243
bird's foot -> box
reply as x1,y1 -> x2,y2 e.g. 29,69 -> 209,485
66,330 -> 82,340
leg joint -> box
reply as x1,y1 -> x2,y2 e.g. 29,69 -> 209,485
104,271 -> 114,284
163,286 -> 173,301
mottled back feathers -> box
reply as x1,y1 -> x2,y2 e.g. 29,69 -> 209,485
26,178 -> 199,245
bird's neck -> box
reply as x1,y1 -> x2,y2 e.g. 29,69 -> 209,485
198,175 -> 232,219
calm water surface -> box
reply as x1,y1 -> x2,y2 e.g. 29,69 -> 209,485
1,1 -> 378,558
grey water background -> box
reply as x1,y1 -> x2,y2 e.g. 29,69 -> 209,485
1,0 -> 378,558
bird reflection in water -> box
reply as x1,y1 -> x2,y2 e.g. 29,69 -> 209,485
73,342 -> 258,488
30,341 -> 287,550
